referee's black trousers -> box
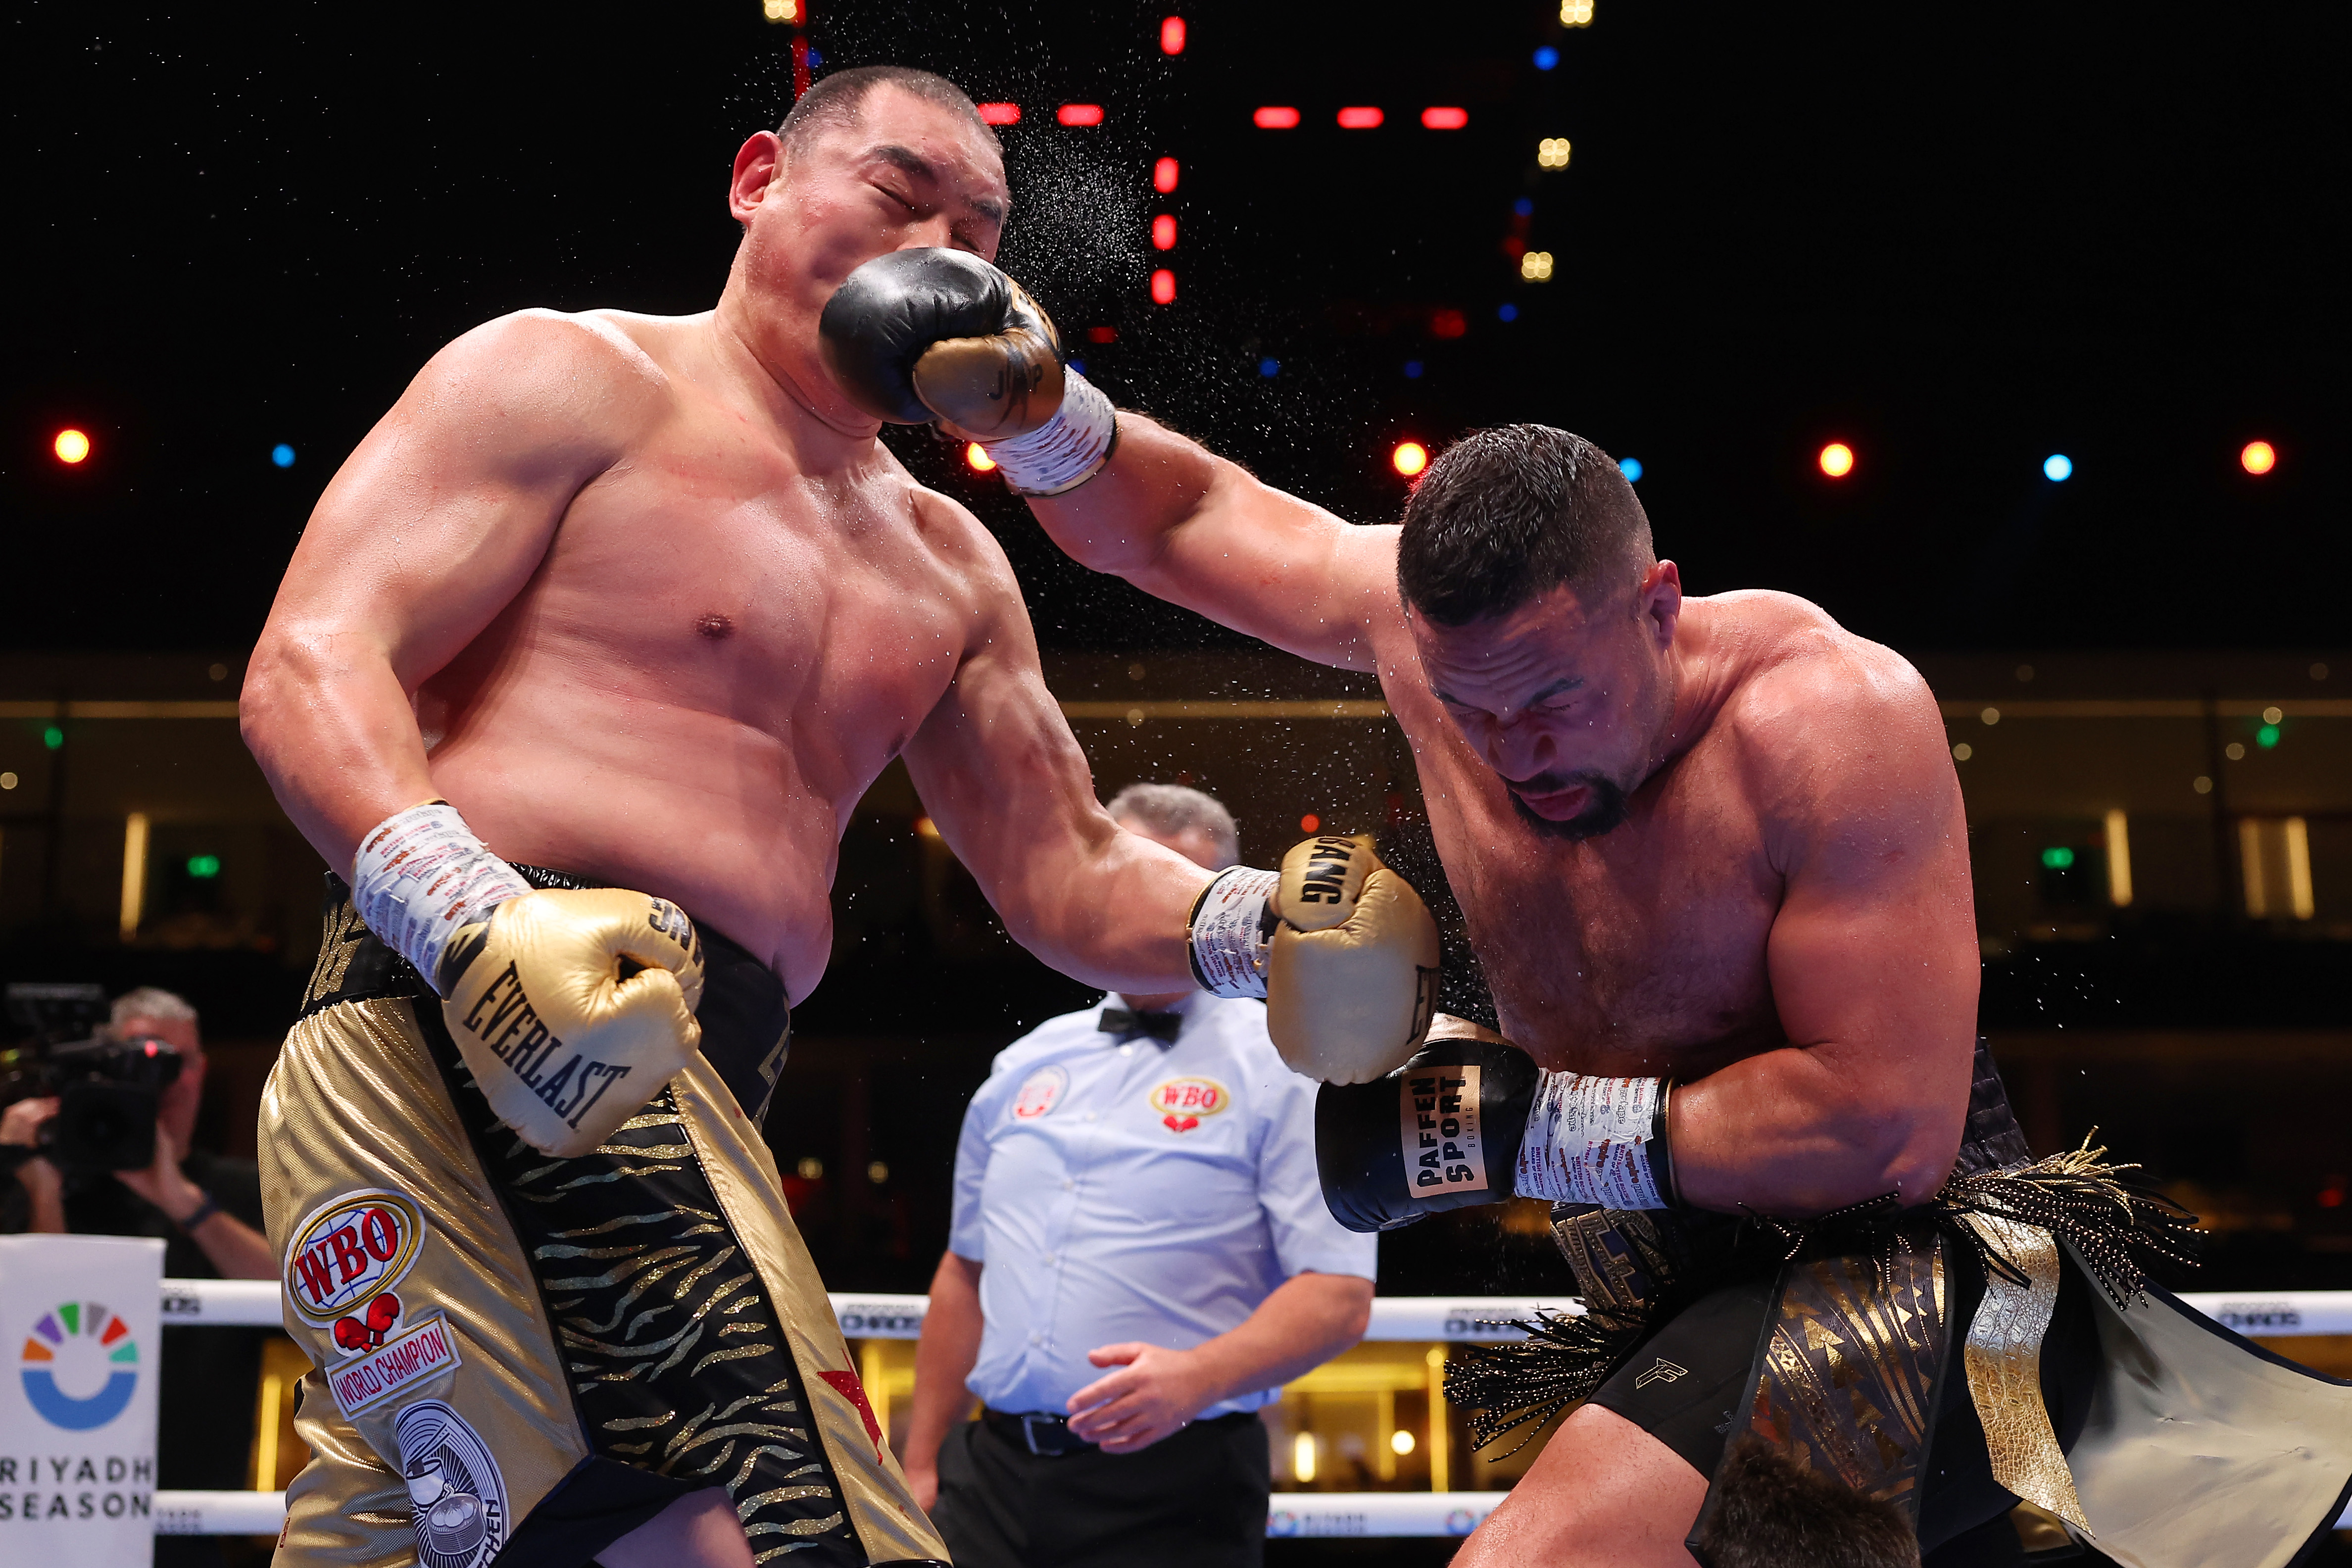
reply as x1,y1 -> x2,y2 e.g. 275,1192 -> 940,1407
931,1412 -> 1270,1568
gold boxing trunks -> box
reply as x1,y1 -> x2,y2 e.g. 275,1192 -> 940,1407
259,870 -> 947,1568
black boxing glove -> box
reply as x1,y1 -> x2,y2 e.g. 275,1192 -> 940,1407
818,248 -> 1116,495
1315,1020 -> 1539,1233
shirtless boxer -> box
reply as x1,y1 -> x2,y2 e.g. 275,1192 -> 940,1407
240,68 -> 1434,1568
832,255 -> 2352,1568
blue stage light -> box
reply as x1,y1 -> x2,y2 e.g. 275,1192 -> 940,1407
1258,358 -> 1280,378
1619,457 -> 1643,482
1533,46 -> 1559,70
2043,453 -> 2072,482
1497,303 -> 1519,322
1403,360 -> 1424,379
806,47 -> 824,69
271,443 -> 296,468
1513,197 -> 1534,217
1068,358 -> 1087,376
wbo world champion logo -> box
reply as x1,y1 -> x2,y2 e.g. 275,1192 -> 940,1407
19,1301 -> 140,1430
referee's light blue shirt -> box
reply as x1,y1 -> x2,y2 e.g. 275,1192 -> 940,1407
951,991 -> 1378,1420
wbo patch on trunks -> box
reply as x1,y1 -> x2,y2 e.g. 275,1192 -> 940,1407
1401,1063 -> 1487,1196
1013,1064 -> 1068,1121
1149,1075 -> 1230,1133
395,1398 -> 507,1568
284,1187 -> 427,1329
328,1311 -> 462,1418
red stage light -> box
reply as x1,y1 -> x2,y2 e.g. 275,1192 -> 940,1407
53,428 -> 91,464
966,443 -> 997,473
1253,106 -> 1301,129
2241,440 -> 2277,475
1392,441 -> 1429,478
1160,15 -> 1186,54
1151,214 -> 1177,250
1336,106 -> 1384,129
1153,156 -> 1179,193
1299,813 -> 1321,833
1058,103 -> 1105,127
1150,269 -> 1176,305
977,103 -> 1021,126
1421,107 -> 1469,130
1429,308 -> 1467,339
1087,326 -> 1119,343
1818,442 -> 1855,479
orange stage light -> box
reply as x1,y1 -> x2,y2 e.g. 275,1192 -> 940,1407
2241,440 -> 2277,476
1160,16 -> 1186,54
1150,269 -> 1176,305
1299,814 -> 1321,833
54,428 -> 91,464
1154,156 -> 1179,194
1058,104 -> 1105,127
1392,441 -> 1429,478
1818,442 -> 1855,479
1152,214 -> 1177,250
1421,107 -> 1469,130
966,443 -> 997,473
1253,106 -> 1301,130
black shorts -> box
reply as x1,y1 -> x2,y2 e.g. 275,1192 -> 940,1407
1587,1243 -> 2101,1565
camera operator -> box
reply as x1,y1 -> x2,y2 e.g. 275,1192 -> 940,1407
3,986 -> 273,1567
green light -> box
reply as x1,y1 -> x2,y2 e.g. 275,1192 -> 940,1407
187,855 -> 221,879
2256,724 -> 2280,748
2041,846 -> 2076,869
42,726 -> 63,750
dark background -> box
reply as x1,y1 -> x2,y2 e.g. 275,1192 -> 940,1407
8,0 -> 2346,656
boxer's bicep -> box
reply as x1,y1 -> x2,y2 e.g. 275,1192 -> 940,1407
1030,413 -> 1393,672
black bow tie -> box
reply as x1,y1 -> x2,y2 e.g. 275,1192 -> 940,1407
1099,1007 -> 1184,1046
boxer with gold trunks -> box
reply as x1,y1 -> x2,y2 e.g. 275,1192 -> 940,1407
242,66 -> 1437,1568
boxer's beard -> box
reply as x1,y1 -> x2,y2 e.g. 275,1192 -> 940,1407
1506,770 -> 1632,841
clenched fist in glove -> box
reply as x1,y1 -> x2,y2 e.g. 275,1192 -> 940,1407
818,247 -> 1117,495
1187,833 -> 1441,1083
350,802 -> 705,1158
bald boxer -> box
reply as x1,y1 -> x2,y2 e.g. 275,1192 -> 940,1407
831,260 -> 2352,1568
242,67 -> 1433,1568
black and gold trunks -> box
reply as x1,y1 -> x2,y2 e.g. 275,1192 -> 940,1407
261,870 -> 946,1568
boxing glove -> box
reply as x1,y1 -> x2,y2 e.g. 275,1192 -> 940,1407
818,247 -> 1065,436
1189,833 -> 1441,1083
819,248 -> 1117,494
1317,1021 -> 1539,1233
435,888 -> 706,1159
350,801 -> 706,1159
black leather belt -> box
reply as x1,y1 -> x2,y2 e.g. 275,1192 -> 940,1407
981,1407 -> 1256,1458
983,1408 -> 1094,1457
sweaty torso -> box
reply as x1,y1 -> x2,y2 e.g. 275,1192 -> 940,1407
1371,592 -> 1850,1081
417,311 -> 977,1001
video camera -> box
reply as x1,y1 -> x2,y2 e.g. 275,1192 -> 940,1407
2,982 -> 183,1175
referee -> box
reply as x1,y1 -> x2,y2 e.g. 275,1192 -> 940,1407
903,783 -> 1377,1568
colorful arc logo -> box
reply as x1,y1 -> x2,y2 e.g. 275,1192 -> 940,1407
20,1300 -> 139,1430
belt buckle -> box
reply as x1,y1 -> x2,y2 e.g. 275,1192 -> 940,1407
1019,1412 -> 1058,1456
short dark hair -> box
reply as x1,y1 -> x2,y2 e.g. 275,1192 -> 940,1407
778,66 -> 999,156
1396,425 -> 1654,626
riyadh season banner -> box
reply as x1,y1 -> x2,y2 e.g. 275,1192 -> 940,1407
0,1235 -> 164,1559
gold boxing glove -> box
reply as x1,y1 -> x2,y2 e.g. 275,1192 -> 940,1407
434,888 -> 706,1158
1188,834 -> 1440,1084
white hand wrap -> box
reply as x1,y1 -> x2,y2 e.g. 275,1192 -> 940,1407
1188,866 -> 1279,999
1515,1072 -> 1669,1210
350,802 -> 532,990
986,371 -> 1116,496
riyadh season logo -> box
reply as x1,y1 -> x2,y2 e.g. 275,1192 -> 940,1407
19,1301 -> 139,1431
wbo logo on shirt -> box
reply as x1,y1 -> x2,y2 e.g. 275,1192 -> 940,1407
1012,1065 -> 1068,1121
1148,1076 -> 1231,1133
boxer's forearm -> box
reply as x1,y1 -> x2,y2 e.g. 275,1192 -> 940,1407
242,632 -> 442,871
1027,414 -> 1388,673
1669,1043 -> 1965,1216
1003,816 -> 1208,993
